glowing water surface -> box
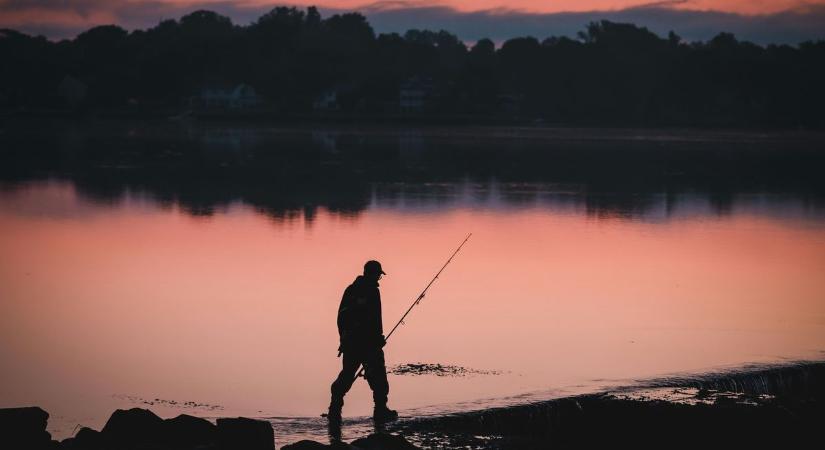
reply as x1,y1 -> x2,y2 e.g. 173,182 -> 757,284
1,180 -> 824,445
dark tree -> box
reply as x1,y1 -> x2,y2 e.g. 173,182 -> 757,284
0,9 -> 822,127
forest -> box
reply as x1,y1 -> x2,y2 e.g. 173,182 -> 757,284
2,6 -> 824,127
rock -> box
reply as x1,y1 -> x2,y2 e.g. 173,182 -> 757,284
333,443 -> 358,450
279,435 -> 415,450
0,406 -> 53,450
164,414 -> 217,447
281,440 -> 356,450
281,440 -> 332,450
100,408 -> 165,445
216,417 -> 274,450
60,427 -> 102,450
64,409 -> 274,450
350,433 -> 419,450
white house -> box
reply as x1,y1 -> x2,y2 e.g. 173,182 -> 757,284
192,84 -> 262,109
313,89 -> 340,111
399,76 -> 435,113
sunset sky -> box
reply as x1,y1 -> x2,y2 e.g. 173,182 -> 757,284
1,0 -> 824,43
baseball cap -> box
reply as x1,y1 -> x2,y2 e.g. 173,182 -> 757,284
364,260 -> 386,275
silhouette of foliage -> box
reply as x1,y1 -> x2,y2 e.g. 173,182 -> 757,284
1,8 -> 824,127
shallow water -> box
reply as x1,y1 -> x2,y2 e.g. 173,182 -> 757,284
1,125 -> 825,446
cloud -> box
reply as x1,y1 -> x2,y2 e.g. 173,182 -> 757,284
0,0 -> 823,44
357,2 -> 825,44
0,1 -> 268,38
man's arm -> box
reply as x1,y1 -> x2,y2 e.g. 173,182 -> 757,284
337,285 -> 353,337
376,288 -> 383,335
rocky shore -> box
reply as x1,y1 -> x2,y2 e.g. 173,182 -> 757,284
0,407 -> 273,450
0,406 -> 420,450
3,361 -> 823,450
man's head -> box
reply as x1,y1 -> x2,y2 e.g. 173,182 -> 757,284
363,260 -> 386,281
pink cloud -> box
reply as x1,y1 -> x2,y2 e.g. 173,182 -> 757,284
0,0 -> 823,43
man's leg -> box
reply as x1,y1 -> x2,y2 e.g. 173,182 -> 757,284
329,351 -> 361,420
363,348 -> 395,421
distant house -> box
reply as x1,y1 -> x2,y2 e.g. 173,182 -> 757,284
399,76 -> 435,113
313,89 -> 340,111
190,84 -> 262,110
312,130 -> 341,153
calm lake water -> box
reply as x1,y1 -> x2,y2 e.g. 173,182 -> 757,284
1,123 -> 825,446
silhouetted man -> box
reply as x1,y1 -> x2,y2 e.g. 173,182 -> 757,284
328,260 -> 398,423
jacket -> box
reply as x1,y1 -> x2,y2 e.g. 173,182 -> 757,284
337,275 -> 384,350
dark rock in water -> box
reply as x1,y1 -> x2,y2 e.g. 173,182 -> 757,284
280,440 -> 327,450
389,363 -> 502,377
350,433 -> 419,450
0,406 -> 54,450
216,417 -> 274,450
281,435 -> 416,450
59,408 -> 273,450
164,414 -> 217,447
101,408 -> 166,444
60,427 -> 102,450
281,440 -> 344,450
69,409 -> 219,449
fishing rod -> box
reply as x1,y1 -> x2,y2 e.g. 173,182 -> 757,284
353,233 -> 472,381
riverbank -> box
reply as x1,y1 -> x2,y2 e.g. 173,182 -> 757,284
4,114 -> 825,140
384,361 -> 825,449
5,361 -> 821,449
5,109 -> 823,131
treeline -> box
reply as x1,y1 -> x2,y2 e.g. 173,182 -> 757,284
1,6 -> 824,127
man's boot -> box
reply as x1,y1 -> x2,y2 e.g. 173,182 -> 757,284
373,403 -> 398,422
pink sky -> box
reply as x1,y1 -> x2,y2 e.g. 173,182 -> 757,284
1,0 -> 822,43
1,0 -> 819,26
197,1 -> 820,15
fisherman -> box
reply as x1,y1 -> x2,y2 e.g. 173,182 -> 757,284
328,260 -> 399,423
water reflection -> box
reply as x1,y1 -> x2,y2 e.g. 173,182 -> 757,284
3,179 -> 824,227
1,122 -> 825,446
2,119 -> 825,225
2,178 -> 824,444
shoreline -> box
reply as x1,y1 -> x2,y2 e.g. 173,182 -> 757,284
4,114 -> 825,139
3,109 -> 824,132
3,116 -> 825,153
3,360 -> 824,449
384,360 -> 825,449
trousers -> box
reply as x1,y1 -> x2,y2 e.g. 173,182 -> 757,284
330,346 -> 389,406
